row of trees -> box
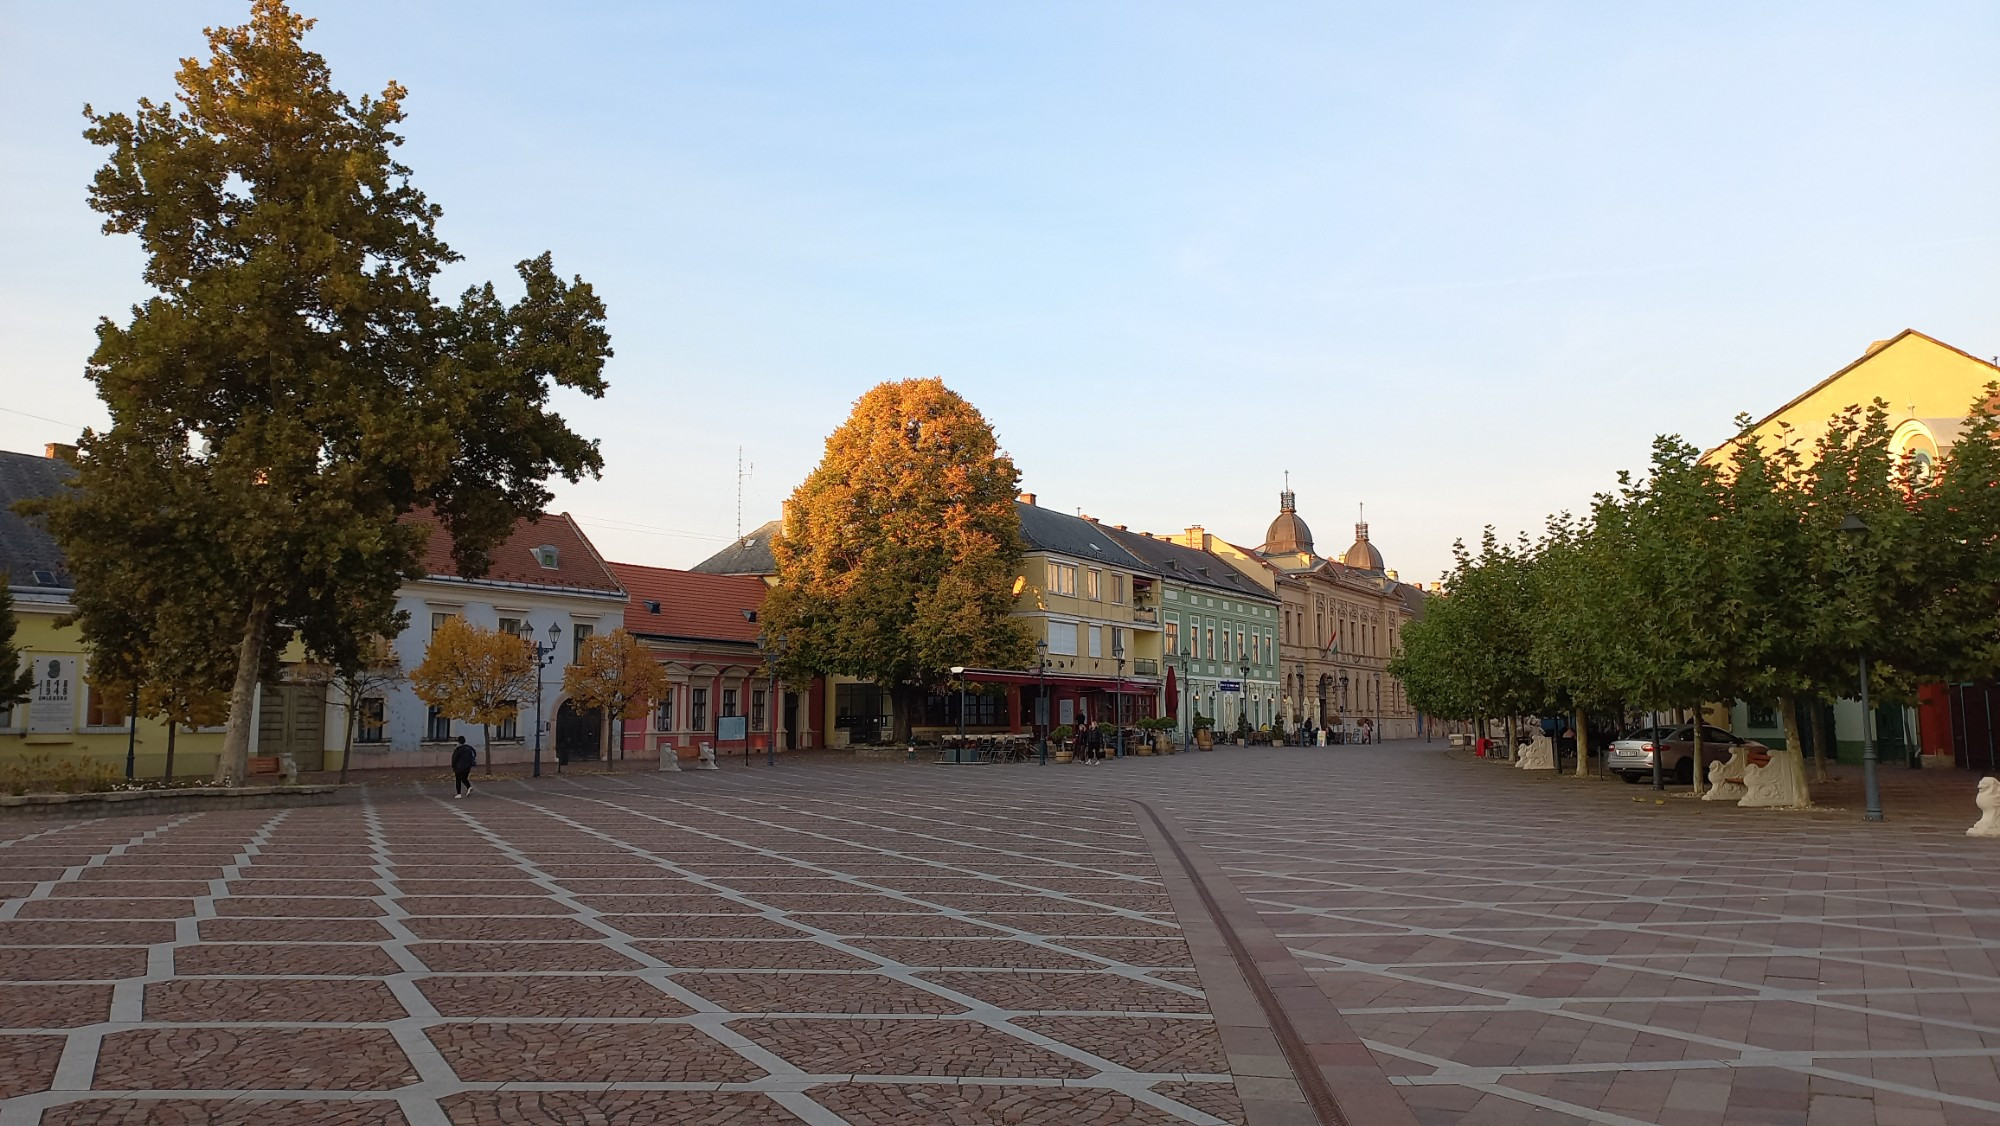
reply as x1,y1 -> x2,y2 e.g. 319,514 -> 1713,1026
1390,390 -> 2000,786
22,1 -> 612,784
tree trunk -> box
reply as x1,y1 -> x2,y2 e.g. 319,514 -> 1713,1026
339,688 -> 355,785
1808,698 -> 1830,783
1691,713 -> 1705,796
1503,714 -> 1516,763
213,595 -> 272,786
1779,696 -> 1805,778
1574,707 -> 1589,779
600,708 -> 613,771
482,723 -> 492,775
164,722 -> 177,781
890,685 -> 917,744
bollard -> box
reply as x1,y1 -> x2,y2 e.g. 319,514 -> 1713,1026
696,742 -> 719,771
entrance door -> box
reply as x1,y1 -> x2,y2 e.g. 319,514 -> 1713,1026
258,683 -> 327,771
1952,683 -> 1999,772
556,699 -> 605,761
783,692 -> 799,750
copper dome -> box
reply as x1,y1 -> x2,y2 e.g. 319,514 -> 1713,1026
1262,490 -> 1313,554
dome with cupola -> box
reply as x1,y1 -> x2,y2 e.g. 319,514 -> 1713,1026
1342,521 -> 1385,572
1262,489 -> 1314,555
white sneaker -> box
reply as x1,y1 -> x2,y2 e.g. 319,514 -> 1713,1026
454,790 -> 463,799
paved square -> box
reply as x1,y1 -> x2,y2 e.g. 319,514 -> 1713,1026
0,745 -> 1994,1125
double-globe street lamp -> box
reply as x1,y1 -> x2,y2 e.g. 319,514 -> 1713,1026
516,619 -> 563,779
1036,640 -> 1050,767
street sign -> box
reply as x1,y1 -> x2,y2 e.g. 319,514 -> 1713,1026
1218,680 -> 1241,693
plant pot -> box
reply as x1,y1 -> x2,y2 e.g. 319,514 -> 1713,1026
1054,750 -> 1074,764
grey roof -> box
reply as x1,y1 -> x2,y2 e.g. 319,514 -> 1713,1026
1095,524 -> 1276,604
689,519 -> 783,576
1015,503 -> 1151,571
0,450 -> 75,591
1394,581 -> 1429,622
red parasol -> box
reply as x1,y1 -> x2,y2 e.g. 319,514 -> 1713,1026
1164,665 -> 1179,719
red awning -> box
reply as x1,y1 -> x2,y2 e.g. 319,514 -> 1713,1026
1165,665 -> 1179,719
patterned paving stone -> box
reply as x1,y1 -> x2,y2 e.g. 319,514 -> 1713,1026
426,1022 -> 763,1083
1154,1081 -> 1249,1125
0,1034 -> 63,1097
194,918 -> 394,943
143,978 -> 406,1023
42,1099 -> 412,1125
439,1091 -> 801,1125
682,971 -> 969,1014
407,941 -> 646,972
0,983 -> 113,1028
1016,1015 -> 1229,1072
175,943 -> 403,976
809,1082 -> 1190,1124
417,974 -> 693,1017
844,937 -> 1100,970
629,939 -> 876,970
93,1028 -> 419,1090
921,970 -> 1211,1013
0,947 -> 148,981
0,921 -> 176,945
598,913 -> 802,939
735,1018 -> 1095,1079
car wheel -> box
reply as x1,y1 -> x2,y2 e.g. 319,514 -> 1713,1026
1675,758 -> 1695,785
1618,772 -> 1643,784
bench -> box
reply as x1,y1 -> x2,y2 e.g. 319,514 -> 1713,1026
247,756 -> 281,776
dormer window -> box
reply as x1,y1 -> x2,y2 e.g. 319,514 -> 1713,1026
643,599 -> 661,614
534,545 -> 560,569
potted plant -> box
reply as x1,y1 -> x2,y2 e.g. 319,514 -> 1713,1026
1192,713 -> 1215,751
1051,725 -> 1074,764
1144,717 -> 1176,754
1131,718 -> 1155,755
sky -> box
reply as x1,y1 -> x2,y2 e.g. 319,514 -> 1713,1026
2,2 -> 1995,585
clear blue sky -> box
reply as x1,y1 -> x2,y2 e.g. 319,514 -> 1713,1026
3,1 -> 1995,583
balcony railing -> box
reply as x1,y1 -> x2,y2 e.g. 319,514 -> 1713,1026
1132,658 -> 1159,677
1131,607 -> 1158,623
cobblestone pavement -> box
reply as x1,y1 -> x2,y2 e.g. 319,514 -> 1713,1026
0,744 -> 1995,1125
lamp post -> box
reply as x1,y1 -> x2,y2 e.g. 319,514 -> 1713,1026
1036,640 -> 1050,766
1338,672 -> 1349,743
1840,513 -> 1884,822
520,620 -> 561,778
756,633 -> 784,767
1237,660 -> 1250,741
1113,653 -> 1126,758
1181,651 -> 1194,751
949,666 -> 967,757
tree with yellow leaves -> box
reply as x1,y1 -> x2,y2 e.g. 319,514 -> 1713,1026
563,629 -> 669,770
412,618 -> 535,774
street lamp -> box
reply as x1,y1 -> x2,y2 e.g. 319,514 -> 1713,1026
1841,512 -> 1884,822
1036,640 -> 1050,767
1181,650 -> 1194,752
1113,650 -> 1126,758
756,632 -> 785,767
1238,660 -> 1250,740
520,620 -> 562,778
949,666 -> 967,748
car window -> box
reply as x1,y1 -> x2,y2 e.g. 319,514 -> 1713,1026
1701,726 -> 1737,743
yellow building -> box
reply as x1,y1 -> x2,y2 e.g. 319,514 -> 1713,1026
1699,329 -> 2000,769
2,447 -> 228,779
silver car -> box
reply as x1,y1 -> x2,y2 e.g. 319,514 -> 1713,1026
1606,724 -> 1763,785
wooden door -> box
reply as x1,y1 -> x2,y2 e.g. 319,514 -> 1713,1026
258,683 -> 327,771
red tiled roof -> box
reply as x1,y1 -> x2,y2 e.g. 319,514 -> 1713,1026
404,509 -> 624,594
607,562 -> 768,644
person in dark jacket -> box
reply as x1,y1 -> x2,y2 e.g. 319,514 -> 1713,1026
451,736 -> 477,798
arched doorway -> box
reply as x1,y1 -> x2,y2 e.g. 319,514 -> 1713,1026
556,698 -> 604,762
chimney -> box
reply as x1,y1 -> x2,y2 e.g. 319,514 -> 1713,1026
1018,492 -> 1036,506
44,443 -> 77,464
1114,524 -> 1127,531
1184,525 -> 1204,547
1386,569 -> 1398,581
1080,513 -> 1096,524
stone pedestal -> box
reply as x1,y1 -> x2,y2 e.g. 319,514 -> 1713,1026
1740,746 -> 1810,808
659,747 -> 680,772
1513,733 -> 1554,770
1969,777 -> 2000,838
1703,747 -> 1749,801
695,742 -> 719,771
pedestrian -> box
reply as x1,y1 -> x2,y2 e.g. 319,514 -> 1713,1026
451,735 -> 477,798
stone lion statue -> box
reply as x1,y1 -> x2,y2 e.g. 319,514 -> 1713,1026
1969,777 -> 2000,838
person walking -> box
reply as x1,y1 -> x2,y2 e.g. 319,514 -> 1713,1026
451,736 -> 477,798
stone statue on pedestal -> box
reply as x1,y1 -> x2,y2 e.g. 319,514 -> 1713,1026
1968,777 -> 2000,838
1703,746 -> 1749,801
1739,746 -> 1810,808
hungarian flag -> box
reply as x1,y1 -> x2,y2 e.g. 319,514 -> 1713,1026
1326,630 -> 1340,655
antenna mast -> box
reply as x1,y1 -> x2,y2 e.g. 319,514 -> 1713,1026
736,447 -> 754,542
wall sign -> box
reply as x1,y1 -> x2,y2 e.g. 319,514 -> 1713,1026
29,656 -> 77,734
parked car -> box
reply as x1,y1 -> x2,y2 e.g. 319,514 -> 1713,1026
1605,724 -> 1764,784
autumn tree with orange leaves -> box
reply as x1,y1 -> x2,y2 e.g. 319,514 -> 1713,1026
412,618 -> 536,774
562,629 -> 669,769
762,379 -> 1034,741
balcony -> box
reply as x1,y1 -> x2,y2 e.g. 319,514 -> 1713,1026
1132,658 -> 1159,677
1131,607 -> 1158,623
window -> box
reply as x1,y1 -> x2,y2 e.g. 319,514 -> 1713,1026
497,616 -> 522,640
431,611 -> 450,634
1088,626 -> 1103,658
722,688 -> 739,717
496,704 -> 519,741
690,688 -> 709,731
534,544 -> 560,569
655,692 -> 675,731
571,622 -> 593,665
1236,631 -> 1245,664
1047,621 -> 1079,656
1205,626 -> 1215,660
1748,702 -> 1777,729
1111,574 -> 1125,604
1111,627 -> 1125,659
752,689 -> 767,731
86,682 -> 128,728
358,698 -> 386,743
1085,569 -> 1101,600
426,706 -> 452,742
1165,620 -> 1180,656
1047,561 -> 1077,596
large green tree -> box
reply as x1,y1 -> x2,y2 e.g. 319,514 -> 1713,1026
0,582 -> 36,714
762,378 -> 1034,739
30,1 -> 610,784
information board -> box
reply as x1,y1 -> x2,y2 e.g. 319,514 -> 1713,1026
717,716 -> 748,742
